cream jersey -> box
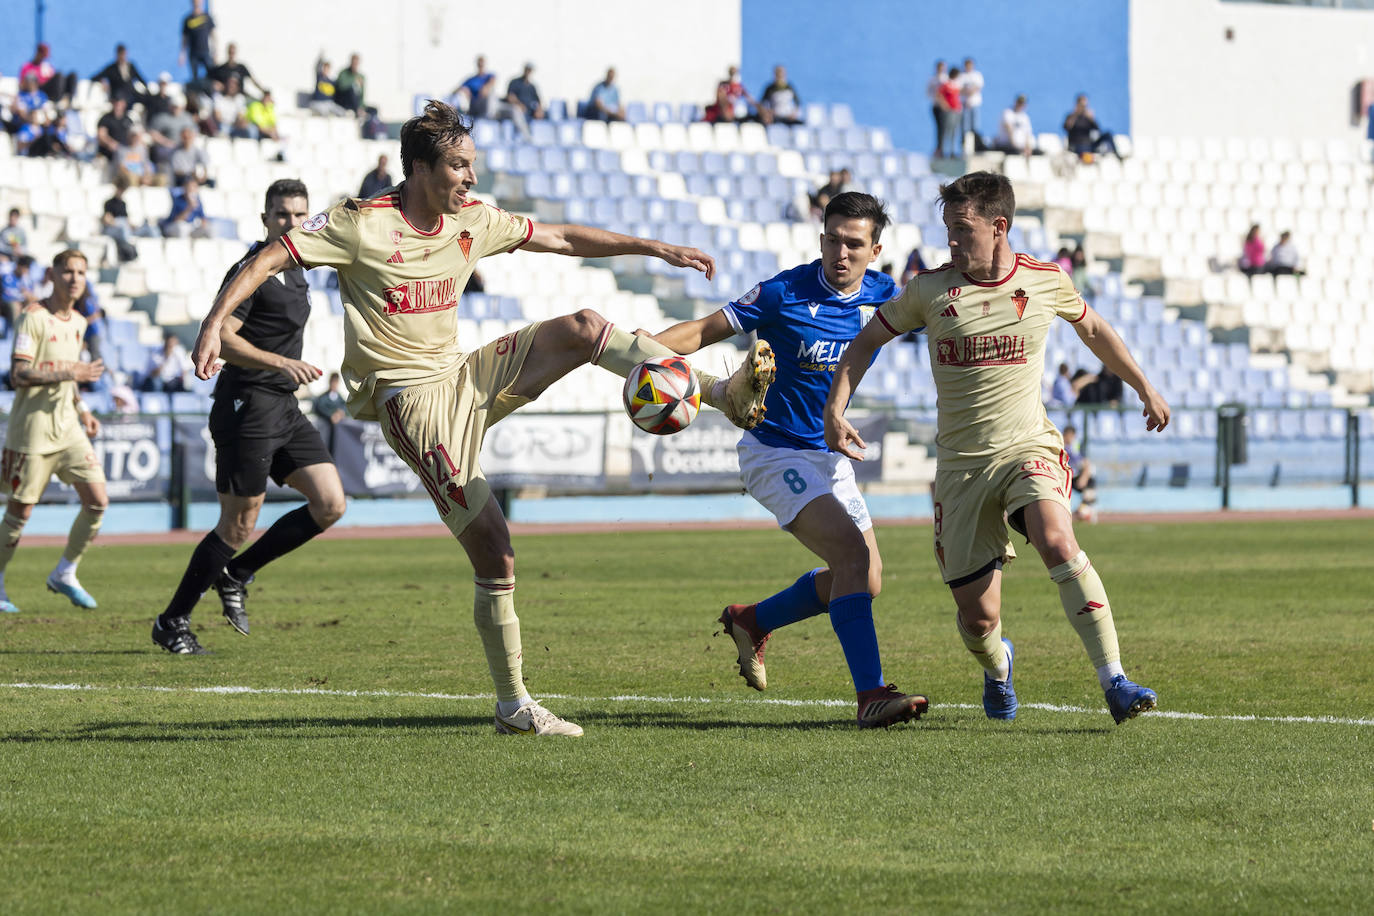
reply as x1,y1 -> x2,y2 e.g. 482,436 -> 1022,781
6,306 -> 90,454
281,187 -> 534,420
877,253 -> 1087,468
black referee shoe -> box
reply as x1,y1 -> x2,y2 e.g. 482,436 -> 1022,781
152,616 -> 209,655
214,569 -> 252,636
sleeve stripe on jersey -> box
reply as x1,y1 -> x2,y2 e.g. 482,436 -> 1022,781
279,235 -> 307,267
876,309 -> 901,336
721,305 -> 744,334
1069,299 -> 1088,323
506,217 -> 535,253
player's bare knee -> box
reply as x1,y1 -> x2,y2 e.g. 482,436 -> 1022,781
311,493 -> 346,529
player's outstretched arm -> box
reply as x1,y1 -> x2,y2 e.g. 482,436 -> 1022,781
525,223 -> 714,280
824,318 -> 895,460
11,355 -> 105,389
219,315 -> 323,387
1072,305 -> 1171,432
192,241 -> 292,380
646,311 -> 734,355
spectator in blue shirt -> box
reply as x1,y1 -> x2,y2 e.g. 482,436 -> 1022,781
1,255 -> 39,337
587,67 -> 625,122
453,56 -> 495,119
160,177 -> 209,238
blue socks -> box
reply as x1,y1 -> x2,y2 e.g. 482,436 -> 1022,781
755,568 -> 828,632
829,592 -> 883,693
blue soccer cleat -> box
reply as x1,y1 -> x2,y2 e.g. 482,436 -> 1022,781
1105,675 -> 1157,724
0,598 -> 19,613
46,574 -> 97,609
983,637 -> 1018,720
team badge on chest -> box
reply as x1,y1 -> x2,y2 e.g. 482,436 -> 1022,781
1012,288 -> 1029,319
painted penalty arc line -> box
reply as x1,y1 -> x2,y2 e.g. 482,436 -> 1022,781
2,682 -> 1372,728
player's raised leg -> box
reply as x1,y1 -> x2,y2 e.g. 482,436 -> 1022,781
1022,500 -> 1156,723
45,479 -> 106,608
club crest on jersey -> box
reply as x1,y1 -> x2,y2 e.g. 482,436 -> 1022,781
390,230 -> 403,245
949,286 -> 961,298
302,212 -> 328,232
739,284 -> 761,305
1012,288 -> 1029,319
458,230 -> 474,260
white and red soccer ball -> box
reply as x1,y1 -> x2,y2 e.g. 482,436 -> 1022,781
622,355 -> 700,435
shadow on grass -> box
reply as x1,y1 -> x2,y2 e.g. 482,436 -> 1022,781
0,649 -> 150,656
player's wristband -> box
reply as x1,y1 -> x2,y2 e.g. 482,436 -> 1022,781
75,400 -> 92,415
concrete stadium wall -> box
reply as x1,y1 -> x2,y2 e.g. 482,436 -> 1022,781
1130,0 -> 1374,141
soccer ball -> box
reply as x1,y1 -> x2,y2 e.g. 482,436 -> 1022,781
622,355 -> 701,435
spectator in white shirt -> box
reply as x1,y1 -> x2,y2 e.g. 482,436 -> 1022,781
925,60 -> 947,157
143,331 -> 195,392
993,94 -> 1035,157
959,58 -> 984,149
1266,231 -> 1301,276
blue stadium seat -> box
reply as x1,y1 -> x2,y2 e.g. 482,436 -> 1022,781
590,198 -> 618,224
752,152 -> 778,174
685,174 -> 713,196
529,120 -> 556,146
546,99 -> 569,121
765,124 -> 792,147
171,392 -> 209,414
484,146 -> 511,172
675,151 -> 701,173
619,198 -> 646,222
736,175 -> 765,199
472,120 -> 502,147
701,151 -> 727,174
512,146 -> 540,173
629,175 -> 657,197
563,200 -> 591,223
549,174 -> 575,199
652,102 -> 674,123
647,151 -> 673,171
605,172 -> 630,198
555,122 -> 581,146
85,391 -> 113,414
626,101 -> 649,123
524,172 -> 551,198
816,127 -> 841,150
595,149 -> 620,172
725,200 -> 751,222
677,103 -> 701,123
829,103 -> 855,128
567,147 -> 594,172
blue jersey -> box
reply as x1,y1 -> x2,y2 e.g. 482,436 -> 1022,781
724,260 -> 898,451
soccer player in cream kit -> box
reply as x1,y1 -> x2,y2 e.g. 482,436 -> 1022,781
650,192 -> 926,729
191,100 -> 774,736
828,172 -> 1169,724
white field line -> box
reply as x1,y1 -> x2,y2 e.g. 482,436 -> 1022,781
3,681 -> 1373,727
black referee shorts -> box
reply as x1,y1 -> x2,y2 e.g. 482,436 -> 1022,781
208,389 -> 334,496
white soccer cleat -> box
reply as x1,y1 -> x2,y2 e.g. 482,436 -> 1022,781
494,701 -> 584,737
715,339 -> 775,430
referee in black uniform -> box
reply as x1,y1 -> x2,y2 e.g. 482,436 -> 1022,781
154,178 -> 346,654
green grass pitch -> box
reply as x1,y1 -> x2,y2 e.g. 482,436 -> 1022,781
1,517 -> 1371,914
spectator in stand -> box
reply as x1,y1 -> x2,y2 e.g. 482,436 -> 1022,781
587,67 -> 625,122
925,60 -> 947,158
314,371 -> 348,430
1077,365 -> 1123,407
1239,224 -> 1266,276
937,67 -> 964,158
1061,425 -> 1098,523
141,72 -> 177,119
160,176 -> 210,239
109,372 -> 139,413
15,73 -> 48,118
245,90 -> 280,141
1070,245 -> 1091,302
96,96 -> 135,160
1063,93 -> 1119,161
149,96 -> 197,167
0,209 -> 27,259
453,56 -> 496,120
92,43 -> 148,106
992,94 -> 1035,157
358,154 -> 393,198
180,0 -> 217,83
114,128 -> 162,187
209,43 -> 267,98
959,58 -> 984,150
102,172 -> 141,262
706,65 -> 756,123
1,255 -> 40,336
143,331 -> 195,392
209,74 -> 248,136
334,54 -> 367,116
502,63 -> 543,141
1267,231 -> 1301,276
19,42 -> 77,109
228,111 -> 258,140
1054,246 -> 1073,272
758,65 -> 803,126
1049,362 -> 1077,406
16,107 -> 71,158
309,58 -> 348,116
167,126 -> 212,186
899,247 -> 927,287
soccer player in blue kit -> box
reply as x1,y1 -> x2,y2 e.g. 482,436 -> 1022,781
648,192 -> 927,728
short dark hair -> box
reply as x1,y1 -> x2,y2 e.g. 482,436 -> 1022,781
264,178 -> 308,211
823,192 -> 891,244
1064,424 -> 1077,436
938,171 -> 1016,230
400,100 -> 472,179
